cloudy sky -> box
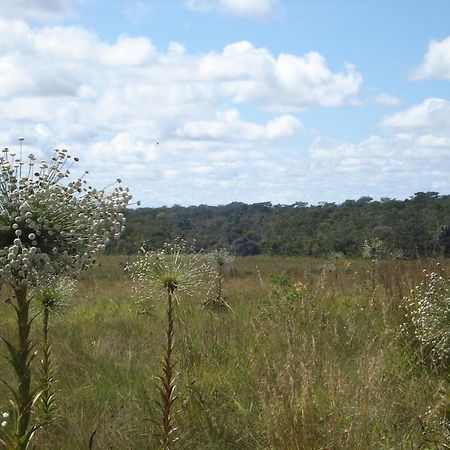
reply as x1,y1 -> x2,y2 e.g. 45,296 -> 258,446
1,0 -> 449,206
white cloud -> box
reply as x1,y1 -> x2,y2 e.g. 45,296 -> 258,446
123,1 -> 153,25
379,98 -> 450,134
199,41 -> 362,109
309,133 -> 450,163
309,135 -> 391,161
184,0 -> 214,12
0,0 -> 73,22
33,26 -> 156,66
0,20 -> 359,135
219,0 -> 282,20
413,36 -> 450,80
176,109 -> 301,140
185,0 -> 283,20
306,98 -> 450,201
0,18 -> 376,206
90,133 -> 158,169
305,131 -> 450,202
374,93 -> 401,107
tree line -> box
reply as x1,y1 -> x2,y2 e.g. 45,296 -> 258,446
109,192 -> 450,258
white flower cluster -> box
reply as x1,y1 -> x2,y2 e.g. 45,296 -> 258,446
208,248 -> 235,269
0,148 -> 131,286
362,237 -> 387,260
127,239 -> 209,311
1,412 -> 8,428
31,276 -> 77,314
403,266 -> 450,366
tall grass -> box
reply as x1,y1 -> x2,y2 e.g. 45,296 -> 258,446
0,255 -> 448,449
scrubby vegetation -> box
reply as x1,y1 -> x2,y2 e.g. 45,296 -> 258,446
0,148 -> 448,448
0,148 -> 130,448
109,192 -> 450,258
1,255 -> 448,449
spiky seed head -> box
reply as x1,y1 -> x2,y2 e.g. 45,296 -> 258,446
127,239 -> 209,310
31,276 -> 76,315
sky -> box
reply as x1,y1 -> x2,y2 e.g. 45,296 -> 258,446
0,0 -> 450,207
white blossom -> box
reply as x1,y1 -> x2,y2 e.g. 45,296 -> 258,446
0,147 -> 131,286
126,239 -> 209,312
402,267 -> 450,366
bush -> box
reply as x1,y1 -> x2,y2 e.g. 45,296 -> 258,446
403,267 -> 450,367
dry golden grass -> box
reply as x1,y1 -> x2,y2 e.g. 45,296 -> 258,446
0,255 -> 448,449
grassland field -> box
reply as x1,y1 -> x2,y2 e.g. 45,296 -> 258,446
0,255 -> 449,449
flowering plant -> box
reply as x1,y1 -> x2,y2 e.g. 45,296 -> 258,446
31,276 -> 77,424
0,146 -> 130,449
128,240 -> 207,309
0,148 -> 130,287
403,267 -> 450,367
204,248 -> 234,308
127,240 -> 208,447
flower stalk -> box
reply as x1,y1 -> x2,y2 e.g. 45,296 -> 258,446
0,285 -> 39,449
127,240 -> 208,448
14,285 -> 33,441
31,276 -> 75,424
0,145 -> 130,448
204,249 -> 234,308
39,305 -> 55,423
156,284 -> 178,450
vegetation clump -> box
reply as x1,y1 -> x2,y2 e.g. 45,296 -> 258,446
32,277 -> 76,424
127,240 -> 208,449
0,146 -> 130,449
403,266 -> 450,368
204,248 -> 234,308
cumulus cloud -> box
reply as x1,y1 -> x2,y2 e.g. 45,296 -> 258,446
199,41 -> 362,109
89,133 -> 158,174
0,18 -> 383,206
304,97 -> 450,202
305,131 -> 450,202
220,0 -> 283,20
185,0 -> 283,20
123,1 -> 154,25
0,0 -> 73,22
0,19 -> 359,139
413,36 -> 450,80
374,93 -> 401,107
379,98 -> 450,134
176,109 -> 301,140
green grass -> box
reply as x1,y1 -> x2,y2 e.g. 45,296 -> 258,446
0,256 -> 448,449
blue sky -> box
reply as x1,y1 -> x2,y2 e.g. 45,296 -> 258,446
1,0 -> 449,206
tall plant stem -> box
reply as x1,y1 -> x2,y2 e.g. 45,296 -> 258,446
157,286 -> 178,449
370,258 -> 377,304
40,307 -> 55,423
14,284 -> 33,446
216,264 -> 223,301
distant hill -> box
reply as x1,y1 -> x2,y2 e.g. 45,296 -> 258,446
110,192 -> 450,258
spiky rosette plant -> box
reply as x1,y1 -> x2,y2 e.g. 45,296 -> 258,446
204,248 -> 234,308
0,146 -> 130,449
31,277 -> 76,424
362,237 -> 388,296
127,240 -> 208,449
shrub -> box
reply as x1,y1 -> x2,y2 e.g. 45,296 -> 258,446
403,267 -> 450,367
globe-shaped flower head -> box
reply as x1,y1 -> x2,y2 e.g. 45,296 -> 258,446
0,147 -> 131,286
127,239 -> 209,310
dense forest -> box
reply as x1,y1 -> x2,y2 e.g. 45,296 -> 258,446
110,192 -> 450,258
